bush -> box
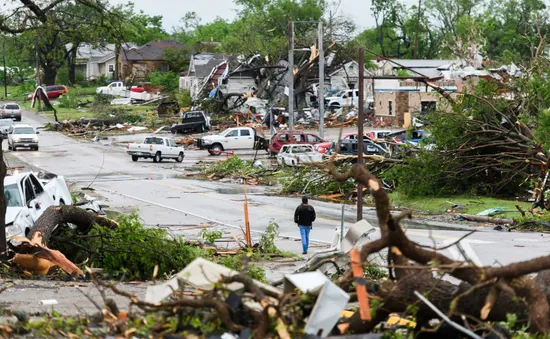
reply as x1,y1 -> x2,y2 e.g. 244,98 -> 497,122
148,71 -> 179,92
175,90 -> 192,108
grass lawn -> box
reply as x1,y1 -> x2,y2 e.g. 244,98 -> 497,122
389,192 -> 532,218
12,86 -> 162,121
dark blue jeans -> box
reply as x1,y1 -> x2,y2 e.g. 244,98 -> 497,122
299,226 -> 311,253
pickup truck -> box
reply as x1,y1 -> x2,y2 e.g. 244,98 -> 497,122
126,136 -> 185,163
324,89 -> 360,108
197,127 -> 268,156
5,172 -> 73,239
276,144 -> 323,166
171,110 -> 211,134
96,81 -> 127,96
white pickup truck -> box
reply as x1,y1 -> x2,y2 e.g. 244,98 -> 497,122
197,127 -> 269,155
5,172 -> 73,239
276,144 -> 323,166
126,136 -> 185,163
96,81 -> 127,96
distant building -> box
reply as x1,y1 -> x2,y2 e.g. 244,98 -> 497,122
69,43 -> 135,81
120,40 -> 187,79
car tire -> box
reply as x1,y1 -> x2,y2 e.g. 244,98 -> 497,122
199,124 -> 205,133
210,144 -> 223,156
33,146 -> 39,151
12,146 -> 16,151
153,152 -> 162,163
176,152 -> 184,163
131,155 -> 139,162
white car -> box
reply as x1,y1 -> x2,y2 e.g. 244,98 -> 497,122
127,136 -> 185,163
277,144 -> 323,166
5,172 -> 72,239
8,124 -> 39,151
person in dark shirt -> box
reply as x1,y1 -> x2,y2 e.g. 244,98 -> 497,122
294,195 -> 316,254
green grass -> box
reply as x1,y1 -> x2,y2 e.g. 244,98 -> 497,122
11,85 -> 161,121
389,192 -> 532,218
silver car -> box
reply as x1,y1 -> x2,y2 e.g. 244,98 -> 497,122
0,119 -> 14,136
0,103 -> 22,121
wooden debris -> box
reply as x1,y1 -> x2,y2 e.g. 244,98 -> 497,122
349,248 -> 371,321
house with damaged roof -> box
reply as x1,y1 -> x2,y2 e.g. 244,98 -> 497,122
120,40 -> 187,80
179,53 -> 257,102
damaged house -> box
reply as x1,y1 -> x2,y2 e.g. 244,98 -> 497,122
68,43 -> 136,81
121,40 -> 187,80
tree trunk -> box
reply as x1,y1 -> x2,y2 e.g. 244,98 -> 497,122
28,205 -> 118,247
115,43 -> 121,81
68,48 -> 77,85
42,65 -> 57,86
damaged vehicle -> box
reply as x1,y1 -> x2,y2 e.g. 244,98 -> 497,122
277,144 -> 323,166
5,172 -> 72,239
170,110 -> 211,134
127,136 -> 185,163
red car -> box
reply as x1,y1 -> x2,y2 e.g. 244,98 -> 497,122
27,85 -> 68,100
314,132 -> 375,154
268,131 -> 325,155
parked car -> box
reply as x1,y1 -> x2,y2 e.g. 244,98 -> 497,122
126,136 -> 185,163
277,144 -> 323,166
324,89 -> 359,108
371,129 -> 405,140
268,131 -> 325,155
389,129 -> 428,144
326,138 -> 388,157
7,124 -> 39,151
96,81 -> 126,96
171,111 -> 211,134
0,103 -> 22,121
0,119 -> 14,136
198,127 -> 268,155
314,132 -> 372,154
27,85 -> 68,99
5,172 -> 72,239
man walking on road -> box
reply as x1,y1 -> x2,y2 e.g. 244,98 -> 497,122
294,195 -> 316,255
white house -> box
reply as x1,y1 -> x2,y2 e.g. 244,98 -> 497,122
69,43 -> 135,80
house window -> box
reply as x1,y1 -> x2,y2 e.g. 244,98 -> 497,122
108,64 -> 114,72
161,63 -> 169,72
421,101 -> 436,114
388,101 -> 393,115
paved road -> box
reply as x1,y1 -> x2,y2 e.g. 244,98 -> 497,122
5,110 -> 550,268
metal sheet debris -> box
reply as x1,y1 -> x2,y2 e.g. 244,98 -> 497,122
283,271 -> 350,338
342,219 -> 376,253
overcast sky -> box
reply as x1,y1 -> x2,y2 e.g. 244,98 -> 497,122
109,0 -> 379,33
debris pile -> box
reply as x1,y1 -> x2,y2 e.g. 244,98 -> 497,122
46,118 -> 152,138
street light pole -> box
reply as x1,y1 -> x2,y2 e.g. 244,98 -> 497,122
318,22 -> 324,139
288,21 -> 294,131
357,48 -> 365,221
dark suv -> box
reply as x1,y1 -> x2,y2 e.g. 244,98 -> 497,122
171,111 -> 211,134
326,138 -> 388,156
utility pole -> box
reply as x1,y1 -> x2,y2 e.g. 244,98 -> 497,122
288,21 -> 294,131
2,42 -> 7,99
35,33 -> 41,111
357,48 -> 365,221
318,21 -> 324,139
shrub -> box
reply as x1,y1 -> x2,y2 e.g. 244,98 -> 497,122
147,71 -> 179,92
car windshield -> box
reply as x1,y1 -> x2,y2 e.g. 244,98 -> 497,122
220,128 -> 233,136
13,127 -> 34,134
5,105 -> 19,109
5,184 -> 23,207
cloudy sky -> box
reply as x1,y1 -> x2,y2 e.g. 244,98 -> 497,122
109,0 -> 377,33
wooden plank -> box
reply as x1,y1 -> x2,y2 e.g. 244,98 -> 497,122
350,248 -> 371,320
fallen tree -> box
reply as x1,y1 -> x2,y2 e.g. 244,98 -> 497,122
324,160 -> 550,335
